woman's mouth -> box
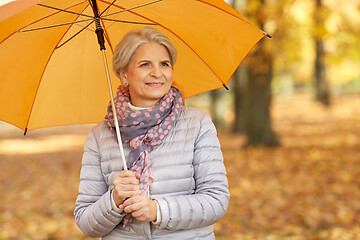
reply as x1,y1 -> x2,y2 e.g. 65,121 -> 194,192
145,82 -> 164,87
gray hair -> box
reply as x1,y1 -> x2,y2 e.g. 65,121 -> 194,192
112,27 -> 177,80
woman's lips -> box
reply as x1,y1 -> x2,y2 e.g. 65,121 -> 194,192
145,82 -> 164,87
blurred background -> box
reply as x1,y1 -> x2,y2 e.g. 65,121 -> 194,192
1,0 -> 359,239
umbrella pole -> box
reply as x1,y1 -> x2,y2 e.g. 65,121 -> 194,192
101,50 -> 128,171
90,0 -> 127,170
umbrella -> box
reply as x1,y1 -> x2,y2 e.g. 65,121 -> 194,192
0,0 -> 269,168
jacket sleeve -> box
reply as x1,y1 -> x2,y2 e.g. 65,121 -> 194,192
74,128 -> 125,238
155,112 -> 230,230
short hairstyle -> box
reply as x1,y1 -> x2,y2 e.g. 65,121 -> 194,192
112,27 -> 177,80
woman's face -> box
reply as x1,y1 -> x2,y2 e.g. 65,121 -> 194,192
121,42 -> 173,108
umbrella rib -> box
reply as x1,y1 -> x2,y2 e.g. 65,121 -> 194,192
16,2 -> 96,48
38,3 -> 93,18
3,1 -> 90,39
56,19 -> 95,49
23,4 -> 93,131
98,0 -> 161,26
99,0 -> 117,16
26,2 -> 102,49
18,19 -> 94,33
101,0 -> 163,18
101,17 -> 158,25
34,16 -> 156,48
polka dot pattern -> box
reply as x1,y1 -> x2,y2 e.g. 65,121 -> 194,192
104,85 -> 183,227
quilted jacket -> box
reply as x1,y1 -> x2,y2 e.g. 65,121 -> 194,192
74,106 -> 230,239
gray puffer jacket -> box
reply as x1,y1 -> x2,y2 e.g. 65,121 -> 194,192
74,106 -> 229,239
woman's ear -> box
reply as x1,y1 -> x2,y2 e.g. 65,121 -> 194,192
119,69 -> 128,86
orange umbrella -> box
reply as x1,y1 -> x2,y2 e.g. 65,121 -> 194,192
0,0 -> 268,167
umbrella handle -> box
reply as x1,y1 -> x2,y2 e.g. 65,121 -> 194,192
101,50 -> 128,170
91,3 -> 127,171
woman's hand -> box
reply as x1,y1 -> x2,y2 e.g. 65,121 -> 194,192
120,195 -> 158,222
112,170 -> 141,207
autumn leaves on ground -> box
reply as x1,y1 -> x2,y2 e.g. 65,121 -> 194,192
216,94 -> 360,240
0,94 -> 359,240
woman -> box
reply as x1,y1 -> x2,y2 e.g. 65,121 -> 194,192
74,27 -> 229,240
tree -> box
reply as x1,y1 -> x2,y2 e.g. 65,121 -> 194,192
210,89 -> 224,129
314,0 -> 331,105
233,65 -> 248,134
245,40 -> 279,146
233,0 -> 280,146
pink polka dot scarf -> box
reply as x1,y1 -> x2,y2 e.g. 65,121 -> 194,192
104,85 -> 183,224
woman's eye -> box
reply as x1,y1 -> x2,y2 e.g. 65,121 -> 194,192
161,62 -> 171,67
140,63 -> 149,67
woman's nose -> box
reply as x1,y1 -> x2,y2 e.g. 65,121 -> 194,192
150,65 -> 162,78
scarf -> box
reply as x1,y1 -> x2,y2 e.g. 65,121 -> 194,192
104,85 -> 183,225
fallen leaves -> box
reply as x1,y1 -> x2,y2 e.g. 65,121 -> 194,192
214,94 -> 360,239
0,94 -> 359,239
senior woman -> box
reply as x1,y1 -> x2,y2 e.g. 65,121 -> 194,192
74,27 -> 229,239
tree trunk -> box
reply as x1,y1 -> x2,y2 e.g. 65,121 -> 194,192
314,0 -> 330,106
233,65 -> 248,133
246,42 -> 279,146
234,0 -> 279,146
210,89 -> 223,129
315,39 -> 330,105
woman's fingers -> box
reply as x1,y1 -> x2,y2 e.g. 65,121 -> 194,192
114,185 -> 139,197
114,170 -> 139,184
121,195 -> 157,222
121,196 -> 143,212
112,170 -> 141,206
118,170 -> 139,178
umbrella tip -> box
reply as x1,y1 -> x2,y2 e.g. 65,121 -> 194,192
24,128 -> 27,136
266,33 -> 272,38
223,84 -> 229,90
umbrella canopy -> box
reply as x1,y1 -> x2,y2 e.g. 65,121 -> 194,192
0,0 -> 267,132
